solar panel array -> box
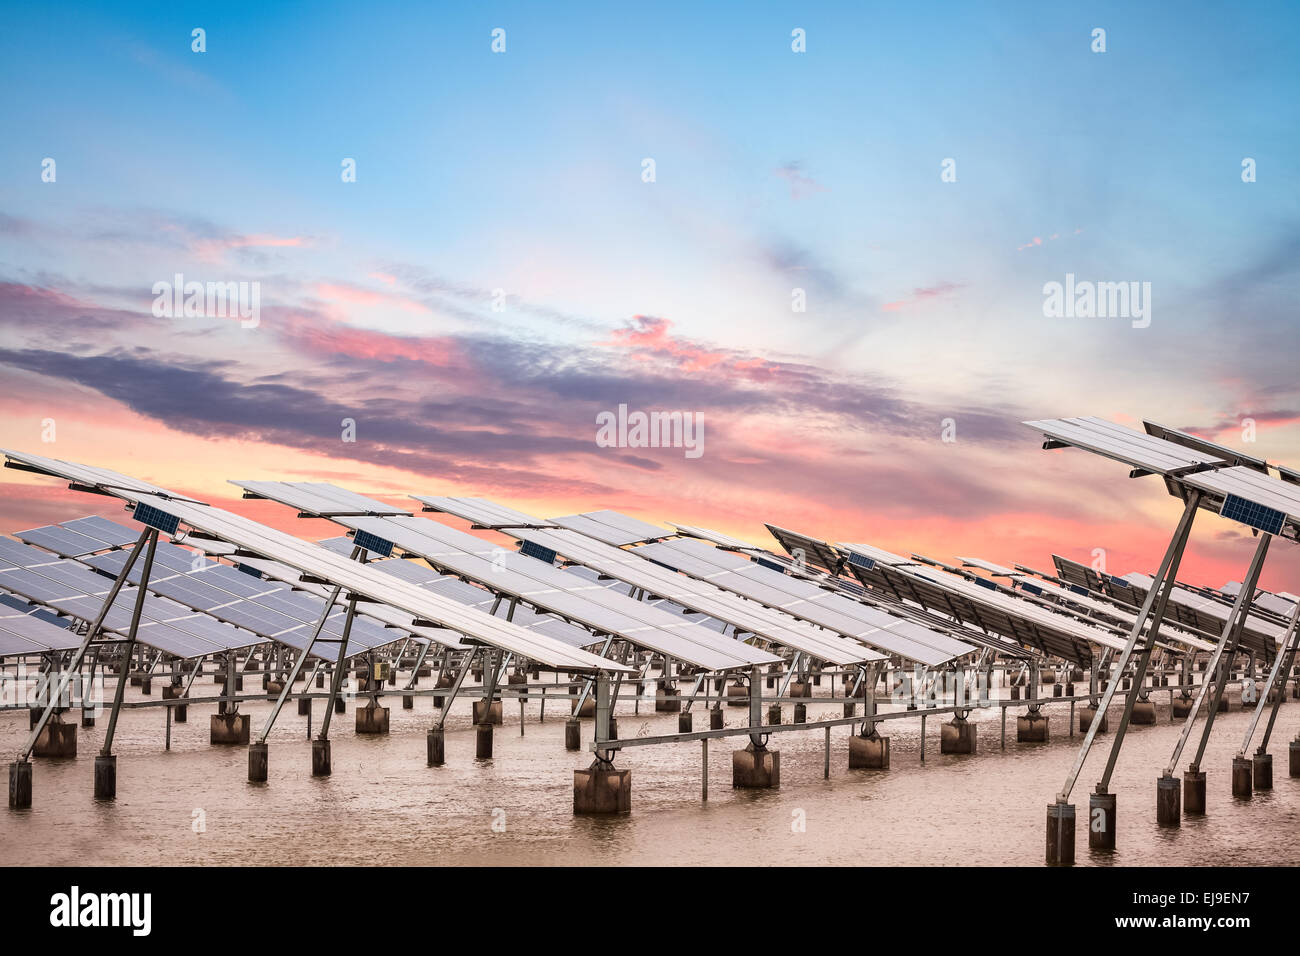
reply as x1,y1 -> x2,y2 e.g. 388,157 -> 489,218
634,537 -> 976,667
825,540 -> 1130,665
0,535 -> 262,660
0,450 -> 632,674
1026,417 -> 1300,539
234,488 -> 781,672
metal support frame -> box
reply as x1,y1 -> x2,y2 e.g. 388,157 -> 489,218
747,664 -> 766,749
1056,490 -> 1200,803
100,530 -> 160,757
256,579 -> 348,744
433,646 -> 479,729
317,593 -> 360,741
17,527 -> 151,761
593,672 -> 614,768
1241,598 -> 1300,756
1094,493 -> 1200,793
1166,533 -> 1270,775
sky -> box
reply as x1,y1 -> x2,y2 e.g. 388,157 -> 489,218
1,1 -> 1298,592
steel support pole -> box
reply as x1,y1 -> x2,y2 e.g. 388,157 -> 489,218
1165,533 -> 1270,776
433,647 -> 479,730
1057,490 -> 1200,803
256,580 -> 347,744
1241,599 -> 1300,755
17,528 -> 150,759
1096,496 -> 1198,792
317,594 -> 359,741
100,530 -> 160,756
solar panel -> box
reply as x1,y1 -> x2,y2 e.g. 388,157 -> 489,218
636,538 -> 976,667
412,495 -> 559,529
233,480 -> 410,517
507,526 -> 885,667
352,529 -> 394,557
550,511 -> 668,546
60,515 -> 141,548
1219,494 -> 1287,535
14,525 -> 108,557
669,524 -> 758,551
133,502 -> 180,535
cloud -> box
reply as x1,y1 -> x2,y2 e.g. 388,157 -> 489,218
881,282 -> 963,313
774,161 -> 829,200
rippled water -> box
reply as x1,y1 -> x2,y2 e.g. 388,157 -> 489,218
4,675 -> 1298,866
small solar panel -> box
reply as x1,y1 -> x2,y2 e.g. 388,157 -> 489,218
1220,494 -> 1286,536
353,529 -> 394,557
752,557 -> 784,573
847,552 -> 876,572
133,503 -> 180,535
519,540 -> 557,564
1019,582 -> 1043,596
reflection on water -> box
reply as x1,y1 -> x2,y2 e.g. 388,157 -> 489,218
3,678 -> 1297,866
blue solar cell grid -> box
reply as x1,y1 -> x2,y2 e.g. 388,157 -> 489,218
353,529 -> 394,557
1220,494 -> 1286,536
133,503 -> 180,535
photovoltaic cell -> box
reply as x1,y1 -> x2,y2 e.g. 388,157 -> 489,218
1220,494 -> 1286,535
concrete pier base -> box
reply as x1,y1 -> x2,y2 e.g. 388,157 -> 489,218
355,704 -> 390,735
732,743 -> 780,788
710,708 -> 724,730
793,703 -> 806,724
564,718 -> 581,751
248,742 -> 268,782
1078,704 -> 1108,733
1089,791 -> 1116,850
848,733 -> 890,769
1045,802 -> 1075,866
843,702 -> 856,718
767,704 -> 782,726
473,700 -> 503,725
1156,775 -> 1180,827
475,723 -> 493,759
573,764 -> 631,814
210,712 -> 250,745
655,685 -> 681,712
1290,740 -> 1300,777
1253,753 -> 1272,790
8,761 -> 32,808
426,728 -> 445,766
402,695 -> 414,709
33,717 -> 77,758
1130,699 -> 1157,725
1231,755 -> 1253,799
298,697 -> 311,716
1171,695 -> 1193,720
941,717 -> 976,754
80,708 -> 95,728
93,754 -> 116,799
678,712 -> 692,733
333,697 -> 345,714
316,671 -> 325,688
1184,770 -> 1207,815
1016,712 -> 1048,743
311,738 -> 331,776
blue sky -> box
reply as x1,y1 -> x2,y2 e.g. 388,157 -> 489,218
1,0 -> 1298,588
